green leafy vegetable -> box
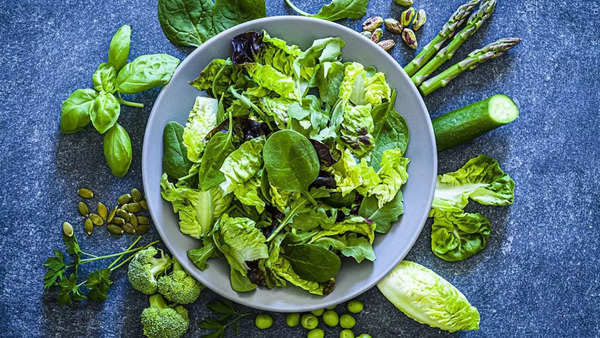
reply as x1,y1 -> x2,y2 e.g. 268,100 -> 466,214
339,104 -> 374,158
103,123 -> 132,177
377,260 -> 480,333
312,233 -> 375,263
163,121 -> 194,180
187,239 -> 218,270
60,89 -> 96,134
198,132 -> 235,190
430,209 -> 491,262
310,216 -> 376,243
107,24 -> 131,71
91,92 -> 120,134
92,63 -> 117,93
326,146 -> 380,196
220,137 -> 265,186
358,191 -> 404,234
198,299 -> 251,337
285,0 -> 369,22
116,54 -> 180,94
283,244 -> 341,282
182,96 -> 219,162
245,63 -> 299,100
370,149 -> 409,208
157,0 -> 266,47
371,110 -> 410,170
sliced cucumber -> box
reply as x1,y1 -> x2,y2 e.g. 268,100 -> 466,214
432,94 -> 519,151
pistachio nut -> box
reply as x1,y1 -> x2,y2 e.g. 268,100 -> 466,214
384,18 -> 403,34
401,7 -> 416,27
402,28 -> 418,49
107,224 -> 124,235
97,202 -> 108,220
78,202 -> 89,217
77,188 -> 94,199
393,0 -> 413,6
131,188 -> 143,202
62,222 -> 74,237
362,16 -> 383,32
84,218 -> 94,235
413,9 -> 426,31
377,39 -> 396,52
371,28 -> 383,43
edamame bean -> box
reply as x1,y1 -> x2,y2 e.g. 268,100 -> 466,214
286,313 -> 300,327
301,314 -> 319,330
340,329 -> 355,338
340,314 -> 356,329
307,328 -> 324,338
255,313 -> 273,329
347,300 -> 363,313
323,310 -> 339,327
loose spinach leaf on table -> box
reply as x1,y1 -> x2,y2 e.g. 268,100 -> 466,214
283,244 -> 341,282
157,0 -> 267,47
163,121 -> 194,180
60,89 -> 96,134
285,0 -> 369,22
116,54 -> 180,94
198,132 -> 235,191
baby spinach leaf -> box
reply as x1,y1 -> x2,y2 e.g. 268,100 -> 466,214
60,89 -> 96,134
157,0 -> 266,48
103,123 -> 132,177
92,63 -> 117,94
430,209 -> 491,262
163,121 -> 194,180
230,268 -> 257,292
108,25 -> 131,71
263,130 -> 320,193
116,54 -> 180,94
358,191 -> 404,234
370,110 -> 409,171
91,92 -> 120,134
285,0 -> 369,22
283,244 -> 341,282
198,132 -> 235,190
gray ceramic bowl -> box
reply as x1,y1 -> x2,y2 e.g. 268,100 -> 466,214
142,16 -> 436,312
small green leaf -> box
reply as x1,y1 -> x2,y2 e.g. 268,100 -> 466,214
57,273 -> 86,307
430,210 -> 491,262
92,63 -> 117,93
283,244 -> 341,282
60,89 -> 96,134
103,123 -> 132,177
87,269 -> 113,302
198,132 -> 235,191
43,250 -> 67,289
358,191 -> 404,234
108,25 -> 131,71
163,121 -> 193,180
91,92 -> 120,134
116,54 -> 180,94
207,300 -> 236,315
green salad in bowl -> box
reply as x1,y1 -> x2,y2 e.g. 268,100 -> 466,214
159,30 -> 410,295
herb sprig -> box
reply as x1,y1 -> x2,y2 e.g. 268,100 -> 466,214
198,299 -> 251,338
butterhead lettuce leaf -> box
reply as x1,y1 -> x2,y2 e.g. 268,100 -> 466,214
326,146 -> 380,196
370,149 -> 409,208
182,96 -> 218,162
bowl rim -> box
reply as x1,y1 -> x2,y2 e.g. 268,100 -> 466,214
143,15 -> 437,312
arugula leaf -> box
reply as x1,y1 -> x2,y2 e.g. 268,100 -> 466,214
157,0 -> 266,47
430,209 -> 491,262
285,0 -> 369,22
86,269 -> 113,302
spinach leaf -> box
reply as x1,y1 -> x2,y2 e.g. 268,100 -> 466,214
370,110 -> 409,171
92,63 -> 117,94
283,244 -> 341,282
358,191 -> 404,234
163,121 -> 193,180
157,0 -> 266,48
430,209 -> 491,262
116,54 -> 180,94
263,130 -> 320,192
103,123 -> 132,177
108,25 -> 131,71
60,89 -> 96,134
91,92 -> 120,134
285,0 -> 369,22
230,268 -> 257,292
198,132 -> 235,190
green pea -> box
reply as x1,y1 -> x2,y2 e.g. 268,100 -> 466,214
340,314 -> 356,329
357,334 -> 372,338
347,300 -> 363,313
326,304 -> 337,310
255,313 -> 273,329
301,313 -> 319,330
311,308 -> 325,316
307,328 -> 324,338
322,310 -> 339,327
286,313 -> 300,327
340,329 -> 355,338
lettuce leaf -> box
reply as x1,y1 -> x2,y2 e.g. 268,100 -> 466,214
290,207 -> 336,232
350,71 -> 391,106
161,174 -> 231,238
369,149 -> 409,208
326,146 -> 380,196
312,61 -> 346,107
182,96 -> 218,162
245,63 -> 299,100
260,96 -> 294,127
432,155 -> 515,212
220,137 -> 265,186
338,62 -> 364,102
312,233 -> 375,263
430,209 -> 491,262
255,31 -> 303,76
293,37 -> 345,80
310,216 -> 375,243
358,191 -> 404,234
233,176 -> 265,213
339,104 -> 374,158
271,257 -> 325,295
190,58 -> 248,98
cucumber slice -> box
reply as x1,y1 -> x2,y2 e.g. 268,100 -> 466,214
432,94 -> 519,151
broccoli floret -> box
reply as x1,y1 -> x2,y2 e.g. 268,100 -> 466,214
157,260 -> 204,304
128,246 -> 172,295
141,294 -> 189,338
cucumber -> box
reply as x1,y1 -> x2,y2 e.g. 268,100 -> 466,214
432,94 -> 519,151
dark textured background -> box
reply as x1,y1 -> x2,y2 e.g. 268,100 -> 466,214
1,0 -> 599,337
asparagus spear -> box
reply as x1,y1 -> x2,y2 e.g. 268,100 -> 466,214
403,0 -> 480,77
412,0 -> 497,86
419,37 -> 522,96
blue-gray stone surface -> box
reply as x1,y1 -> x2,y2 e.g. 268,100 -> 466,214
1,0 -> 599,337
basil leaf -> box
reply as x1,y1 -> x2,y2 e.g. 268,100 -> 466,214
103,123 -> 132,177
285,0 -> 368,22
92,63 -> 117,94
108,25 -> 131,71
157,0 -> 267,48
263,130 -> 320,192
60,89 -> 96,134
116,54 -> 180,94
358,191 -> 404,234
198,132 -> 235,191
163,121 -> 194,180
91,92 -> 120,134
283,244 -> 341,282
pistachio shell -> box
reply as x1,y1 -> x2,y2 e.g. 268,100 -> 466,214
413,9 -> 426,31
131,188 -> 143,202
378,39 -> 396,52
77,188 -> 94,199
402,28 -> 418,49
62,222 -> 74,237
107,224 -> 124,235
84,218 -> 94,235
362,16 -> 383,32
117,193 -> 131,205
371,28 -> 383,43
78,202 -> 89,217
97,202 -> 108,220
384,18 -> 403,34
401,7 -> 416,27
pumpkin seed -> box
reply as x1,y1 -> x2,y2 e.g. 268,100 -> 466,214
131,188 -> 143,202
89,213 -> 104,226
123,222 -> 136,234
129,214 -> 138,227
137,215 -> 150,225
125,202 -> 141,213
107,224 -> 124,235
116,209 -> 130,221
113,217 -> 126,226
135,224 -> 150,235
97,202 -> 108,220
107,207 -> 117,223
78,202 -> 89,217
84,218 -> 94,235
117,193 -> 131,205
77,188 -> 94,199
140,200 -> 148,210
62,222 -> 74,237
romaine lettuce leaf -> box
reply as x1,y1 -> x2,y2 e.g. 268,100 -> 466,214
220,137 -> 265,186
182,96 -> 218,162
190,58 -> 248,98
339,104 -> 374,158
255,31 -> 303,76
338,62 -> 364,101
432,155 -> 515,212
271,257 -> 325,295
293,37 -> 345,80
370,149 -> 409,208
245,63 -> 299,100
430,209 -> 491,262
290,207 -> 336,232
310,216 -> 375,243
312,61 -> 346,107
233,176 -> 265,213
260,96 -> 294,127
